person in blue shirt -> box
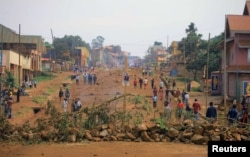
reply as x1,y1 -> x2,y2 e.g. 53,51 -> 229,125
206,101 -> 217,123
227,104 -> 238,126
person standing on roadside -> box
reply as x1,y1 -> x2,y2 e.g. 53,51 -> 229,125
181,90 -> 186,104
158,87 -> 164,100
33,79 -> 37,88
93,74 -> 97,85
59,88 -> 64,102
206,101 -> 217,123
83,72 -> 88,84
152,94 -> 157,108
7,97 -> 13,119
65,88 -> 70,100
75,74 -> 80,85
227,104 -> 238,126
159,80 -> 164,89
144,77 -> 148,89
139,77 -> 143,89
16,87 -> 21,103
175,88 -> 181,99
192,99 -> 201,121
241,95 -> 246,107
133,78 -> 137,88
62,98 -> 68,113
151,78 -> 155,89
184,92 -> 189,106
184,103 -> 192,120
152,86 -> 158,96
176,99 -> 184,121
164,100 -> 172,121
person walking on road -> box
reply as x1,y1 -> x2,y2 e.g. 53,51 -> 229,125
206,101 -> 217,123
139,77 -> 143,89
192,99 -> 201,121
16,87 -> 21,103
59,88 -> 64,103
65,88 -> 70,100
62,98 -> 68,113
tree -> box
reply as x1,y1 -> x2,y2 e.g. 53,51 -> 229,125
206,33 -> 223,75
178,23 -> 223,80
52,35 -> 91,61
178,23 -> 205,80
91,36 -> 105,49
3,70 -> 16,89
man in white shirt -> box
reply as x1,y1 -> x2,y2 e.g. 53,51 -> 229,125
184,92 -> 189,105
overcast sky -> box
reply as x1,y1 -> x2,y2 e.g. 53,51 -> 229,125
0,0 -> 247,58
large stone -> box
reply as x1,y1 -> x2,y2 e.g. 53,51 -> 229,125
90,129 -> 100,137
110,135 -> 117,141
191,134 -> 207,145
211,135 -> 220,141
126,132 -> 136,140
85,131 -> 93,140
100,130 -> 109,137
136,123 -> 148,131
92,137 -> 101,142
67,134 -> 76,142
193,126 -> 204,135
167,128 -> 179,138
145,121 -> 156,130
141,131 -> 154,142
69,127 -> 80,135
116,133 -> 126,139
40,131 -> 49,140
181,132 -> 193,139
232,133 -> 241,141
202,124 -> 214,130
124,124 -> 133,132
101,124 -> 108,130
183,119 -> 194,127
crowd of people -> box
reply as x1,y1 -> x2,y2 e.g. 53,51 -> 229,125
227,95 -> 248,127
0,89 -> 14,119
126,68 -> 248,126
58,65 -> 97,113
0,78 -> 39,119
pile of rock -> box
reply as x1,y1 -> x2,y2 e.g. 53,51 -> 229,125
1,118 -> 249,144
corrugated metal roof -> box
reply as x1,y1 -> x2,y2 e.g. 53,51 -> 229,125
0,24 -> 46,51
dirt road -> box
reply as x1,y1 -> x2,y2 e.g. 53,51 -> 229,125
1,68 -> 212,157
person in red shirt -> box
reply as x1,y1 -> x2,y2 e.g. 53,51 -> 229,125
192,99 -> 201,121
176,99 -> 184,121
152,86 -> 158,96
158,87 -> 164,100
133,78 -> 137,88
175,88 -> 181,99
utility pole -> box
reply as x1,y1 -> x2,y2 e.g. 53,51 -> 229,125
223,15 -> 227,115
0,26 -> 3,96
51,29 -> 56,60
51,29 -> 56,72
206,33 -> 211,110
167,35 -> 169,48
123,56 -> 128,112
18,24 -> 21,87
122,55 -> 128,127
183,38 -> 186,91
